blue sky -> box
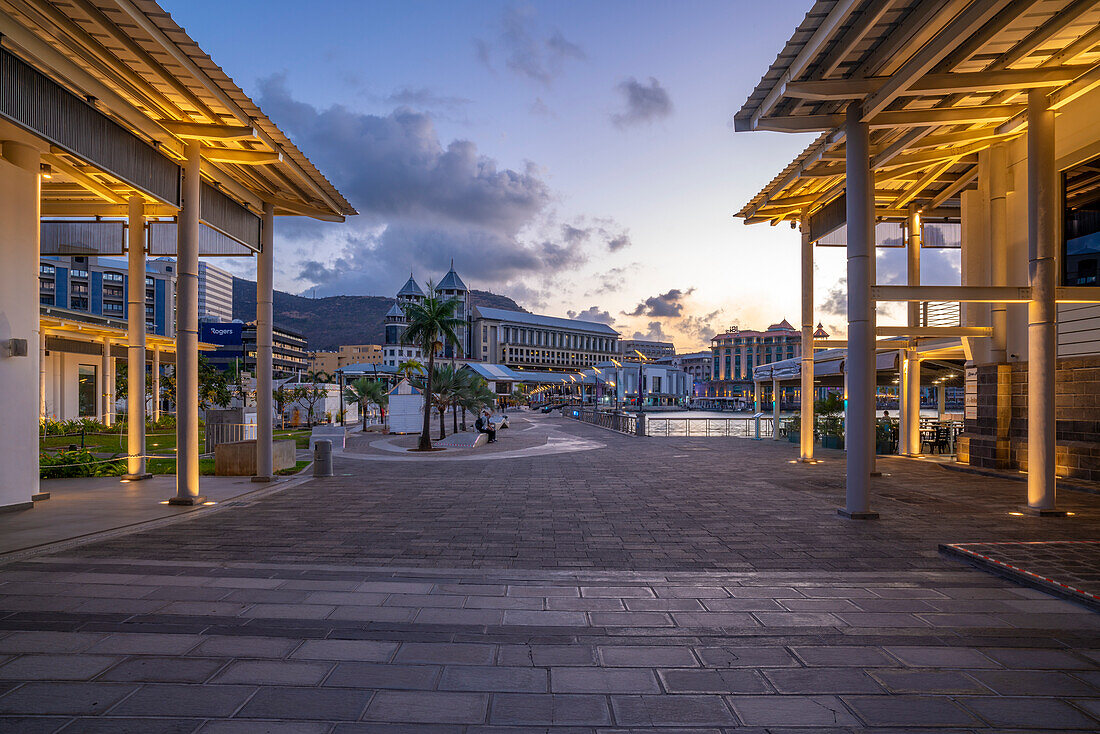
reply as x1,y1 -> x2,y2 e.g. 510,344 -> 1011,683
167,1 -> 954,348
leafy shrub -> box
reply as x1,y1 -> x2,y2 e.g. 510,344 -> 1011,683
40,450 -> 125,479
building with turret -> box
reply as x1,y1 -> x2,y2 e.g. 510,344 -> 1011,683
382,264 -> 474,367
706,319 -> 812,399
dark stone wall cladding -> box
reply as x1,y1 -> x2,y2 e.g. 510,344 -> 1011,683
962,356 -> 1100,481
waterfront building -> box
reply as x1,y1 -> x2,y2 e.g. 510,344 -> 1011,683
656,351 -> 712,397
734,0 -> 1100,514
382,266 -> 474,367
620,339 -> 675,360
39,255 -> 175,337
707,320 -> 802,399
197,261 -> 234,323
471,307 -> 620,370
309,344 -> 382,374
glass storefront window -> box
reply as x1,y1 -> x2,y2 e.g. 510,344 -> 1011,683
1064,156 -> 1100,286
78,365 -> 97,417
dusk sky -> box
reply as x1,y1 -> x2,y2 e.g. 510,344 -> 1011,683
166,1 -> 958,348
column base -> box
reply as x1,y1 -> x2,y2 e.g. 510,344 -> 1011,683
166,495 -> 207,506
31,492 -> 51,502
121,473 -> 153,481
838,508 -> 880,520
1022,506 -> 1068,517
250,475 -> 275,483
870,471 -> 884,477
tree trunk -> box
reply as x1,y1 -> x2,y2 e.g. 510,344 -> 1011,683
453,404 -> 459,434
419,351 -> 435,450
438,407 -> 446,440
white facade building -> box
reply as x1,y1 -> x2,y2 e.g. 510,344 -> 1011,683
197,261 -> 234,322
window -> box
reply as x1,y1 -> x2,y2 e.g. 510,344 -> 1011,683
1063,155 -> 1100,286
103,272 -> 124,282
70,269 -> 88,278
40,264 -> 55,275
78,365 -> 97,417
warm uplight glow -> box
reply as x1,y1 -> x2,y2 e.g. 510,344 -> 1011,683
1008,511 -> 1024,516
203,501 -> 217,505
39,163 -> 52,179
1066,512 -> 1076,516
159,500 -> 170,504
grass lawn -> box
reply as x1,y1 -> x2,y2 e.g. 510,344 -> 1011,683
276,460 -> 312,476
42,427 -> 312,453
147,457 -> 216,475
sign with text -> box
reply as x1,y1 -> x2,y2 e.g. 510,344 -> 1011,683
964,366 -> 978,421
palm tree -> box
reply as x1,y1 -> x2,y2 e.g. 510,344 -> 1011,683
420,364 -> 457,440
396,359 -> 424,382
344,378 -> 388,431
401,286 -> 466,450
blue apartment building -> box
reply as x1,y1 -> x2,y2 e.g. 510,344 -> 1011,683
39,255 -> 175,336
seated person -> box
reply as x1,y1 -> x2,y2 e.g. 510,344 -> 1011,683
475,410 -> 497,443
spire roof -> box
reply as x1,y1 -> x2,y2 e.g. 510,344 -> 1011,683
397,274 -> 424,297
385,302 -> 405,318
436,260 -> 468,291
767,318 -> 795,331
813,322 -> 830,338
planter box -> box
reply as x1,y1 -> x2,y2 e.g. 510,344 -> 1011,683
821,435 -> 844,450
876,441 -> 896,455
788,432 -> 799,444
215,439 -> 295,476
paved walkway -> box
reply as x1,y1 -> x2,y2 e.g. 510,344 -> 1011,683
0,413 -> 1097,731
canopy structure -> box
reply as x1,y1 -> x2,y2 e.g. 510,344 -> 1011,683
733,0 -> 1100,518
0,0 -> 354,511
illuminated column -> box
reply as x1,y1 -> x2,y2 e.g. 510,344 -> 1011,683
772,377 -> 781,440
170,142 -> 204,505
39,330 -> 47,420
989,143 -> 1009,363
800,214 -> 814,460
753,379 -> 762,413
1026,89 -> 1060,515
101,337 -> 113,426
124,196 -> 149,479
902,205 -> 922,456
254,202 -> 275,481
0,141 -> 41,508
151,346 -> 161,422
841,102 -> 877,519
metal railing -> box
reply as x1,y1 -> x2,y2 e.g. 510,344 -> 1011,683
204,423 -> 256,453
569,409 -> 637,435
644,416 -> 774,438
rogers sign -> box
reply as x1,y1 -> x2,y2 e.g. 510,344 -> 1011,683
200,322 -> 243,346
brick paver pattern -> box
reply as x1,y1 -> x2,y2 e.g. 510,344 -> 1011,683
1,414 -> 1097,731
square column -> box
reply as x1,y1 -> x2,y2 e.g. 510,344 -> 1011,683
151,346 -> 160,422
39,330 -> 47,420
124,197 -> 150,480
989,143 -> 1009,363
840,102 -> 878,519
753,380 -> 762,413
901,205 -> 922,456
253,202 -> 275,482
0,141 -> 42,511
800,214 -> 814,460
772,377 -> 781,440
101,337 -> 113,425
1026,89 -> 1061,515
170,142 -> 205,505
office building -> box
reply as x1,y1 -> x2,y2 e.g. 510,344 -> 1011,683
39,255 -> 175,337
708,320 -> 801,398
471,306 -> 620,370
197,261 -> 234,322
309,344 -> 382,374
202,321 -> 308,379
620,339 -> 676,360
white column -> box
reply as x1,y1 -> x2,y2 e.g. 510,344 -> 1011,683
772,377 -> 781,440
171,142 -> 204,504
151,346 -> 161,422
0,141 -> 41,509
938,384 -> 946,420
1026,89 -> 1060,515
753,380 -> 762,413
800,214 -> 814,460
101,336 -> 113,426
989,143 -> 1009,363
902,206 -> 922,456
125,197 -> 149,479
254,202 -> 275,481
39,330 -> 47,420
842,102 -> 877,519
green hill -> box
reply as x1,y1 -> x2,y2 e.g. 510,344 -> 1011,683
232,277 -> 525,351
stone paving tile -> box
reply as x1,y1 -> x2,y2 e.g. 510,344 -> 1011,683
236,686 -> 373,721
110,683 -> 255,717
187,636 -> 300,659
598,645 -> 699,667
979,647 -> 1096,669
490,692 -> 611,725
551,666 -> 661,693
762,667 -> 886,694
327,605 -> 418,623
363,690 -> 488,723
867,668 -> 990,694
58,718 -> 203,733
212,660 -> 332,685
197,722 -> 330,734
958,695 -> 1100,729
727,695 -> 859,726
413,608 -> 504,626
841,694 -> 983,727
790,646 -> 899,667
0,631 -> 105,653
611,694 -> 738,726
625,598 -> 706,612
0,681 -> 136,715
291,640 -> 397,662
502,610 -> 588,626
323,662 -> 440,690
85,633 -> 203,656
392,643 -> 496,665
437,665 -> 547,692
497,644 -> 598,667
657,668 -> 773,694
694,646 -> 801,668
967,669 -> 1099,696
0,653 -> 120,680
241,604 -> 336,620
100,656 -> 229,683
882,646 -> 1001,668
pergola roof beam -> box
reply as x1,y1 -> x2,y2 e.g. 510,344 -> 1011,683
1048,62 -> 1100,111
758,103 -> 1026,131
929,165 -> 978,208
891,155 -> 963,209
200,147 -> 283,165
786,67 -> 1082,100
42,153 -> 128,205
161,122 -> 258,140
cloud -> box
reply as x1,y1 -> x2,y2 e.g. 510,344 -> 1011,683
567,306 -> 616,325
477,6 -> 585,85
624,288 -> 693,318
607,234 -> 631,252
611,77 -> 672,128
678,309 -> 723,343
530,97 -> 553,116
384,87 -> 471,110
876,247 -> 961,287
632,321 -> 672,342
255,75 -> 596,296
819,278 -> 847,318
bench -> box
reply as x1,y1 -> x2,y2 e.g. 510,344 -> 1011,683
309,425 -> 346,451
436,431 -> 488,449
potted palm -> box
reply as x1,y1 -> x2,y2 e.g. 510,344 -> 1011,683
815,393 -> 845,450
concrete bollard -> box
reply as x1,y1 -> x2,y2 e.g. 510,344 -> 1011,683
313,439 -> 333,477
